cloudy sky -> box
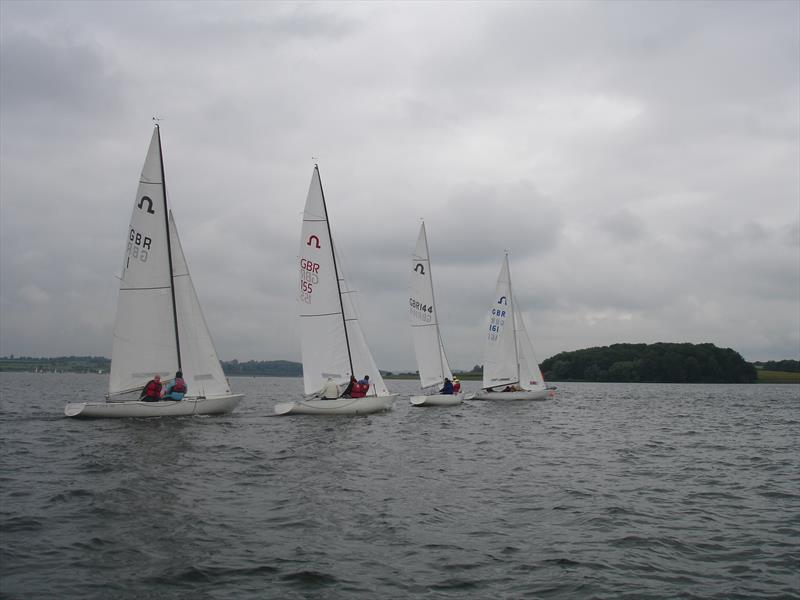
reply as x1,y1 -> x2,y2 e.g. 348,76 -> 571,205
1,0 -> 798,372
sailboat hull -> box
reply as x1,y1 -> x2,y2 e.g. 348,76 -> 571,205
273,395 -> 396,416
471,389 -> 552,401
409,393 -> 463,407
64,395 -> 243,418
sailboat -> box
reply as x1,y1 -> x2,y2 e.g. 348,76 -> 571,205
472,253 -> 553,401
64,126 -> 243,418
408,222 -> 462,406
273,165 -> 396,415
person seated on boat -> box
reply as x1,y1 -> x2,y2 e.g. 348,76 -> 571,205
164,371 -> 187,401
358,374 -> 370,390
350,378 -> 368,398
342,375 -> 357,398
139,375 -> 162,402
503,384 -> 523,392
452,377 -> 461,393
440,377 -> 454,395
322,377 -> 340,399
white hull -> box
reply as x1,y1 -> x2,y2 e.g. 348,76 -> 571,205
64,395 -> 243,418
274,395 -> 396,416
410,393 -> 463,407
471,388 -> 552,401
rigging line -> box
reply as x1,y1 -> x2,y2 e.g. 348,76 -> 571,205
316,164 -> 354,377
119,285 -> 172,291
156,124 -> 182,370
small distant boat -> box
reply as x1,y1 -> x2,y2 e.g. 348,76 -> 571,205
64,126 -> 242,418
408,222 -> 462,407
471,253 -> 553,401
273,166 -> 396,416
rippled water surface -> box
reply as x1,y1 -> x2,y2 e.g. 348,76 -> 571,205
1,373 -> 798,599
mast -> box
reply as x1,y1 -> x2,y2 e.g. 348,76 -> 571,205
316,165 -> 354,377
423,222 -> 447,383
156,124 -> 182,370
505,252 -> 520,385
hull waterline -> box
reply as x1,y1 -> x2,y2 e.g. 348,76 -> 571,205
64,395 -> 243,418
274,395 -> 396,416
409,393 -> 463,406
471,388 -> 551,401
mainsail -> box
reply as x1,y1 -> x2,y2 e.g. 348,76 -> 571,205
109,127 -> 230,399
482,254 -> 521,389
298,166 -> 390,397
409,222 -> 452,389
109,127 -> 178,395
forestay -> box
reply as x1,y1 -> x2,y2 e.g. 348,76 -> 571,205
109,127 -> 178,395
409,222 -> 452,389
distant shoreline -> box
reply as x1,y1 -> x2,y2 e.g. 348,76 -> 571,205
1,355 -> 798,383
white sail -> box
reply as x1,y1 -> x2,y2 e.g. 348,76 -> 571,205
169,212 -> 231,398
409,222 -> 452,389
482,254 -> 520,389
338,247 -> 391,396
109,127 -> 178,395
515,307 -> 547,392
298,166 -> 390,397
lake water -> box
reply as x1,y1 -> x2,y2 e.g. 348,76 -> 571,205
1,373 -> 798,599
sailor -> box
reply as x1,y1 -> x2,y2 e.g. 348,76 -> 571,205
440,377 -> 454,395
163,371 -> 187,401
350,381 -> 367,398
452,377 -> 461,393
322,377 -> 340,399
140,375 -> 162,402
342,376 -> 357,398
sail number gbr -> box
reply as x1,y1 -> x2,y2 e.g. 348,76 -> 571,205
126,228 -> 152,265
409,298 -> 433,323
488,307 -> 506,341
299,259 -> 320,303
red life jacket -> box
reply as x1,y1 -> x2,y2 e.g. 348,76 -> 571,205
172,378 -> 186,393
145,380 -> 161,396
350,383 -> 367,398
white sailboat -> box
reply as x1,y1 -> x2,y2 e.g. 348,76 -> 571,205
64,126 -> 242,418
408,222 -> 462,406
472,253 -> 553,401
273,165 -> 396,415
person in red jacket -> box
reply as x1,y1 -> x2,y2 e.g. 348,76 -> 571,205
350,379 -> 367,398
452,377 -> 461,393
140,375 -> 162,402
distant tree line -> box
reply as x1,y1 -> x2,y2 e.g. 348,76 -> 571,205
0,355 -> 110,372
752,360 -> 800,373
220,359 -> 302,377
540,343 -> 757,383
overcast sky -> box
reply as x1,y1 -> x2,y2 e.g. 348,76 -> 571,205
1,0 -> 798,372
